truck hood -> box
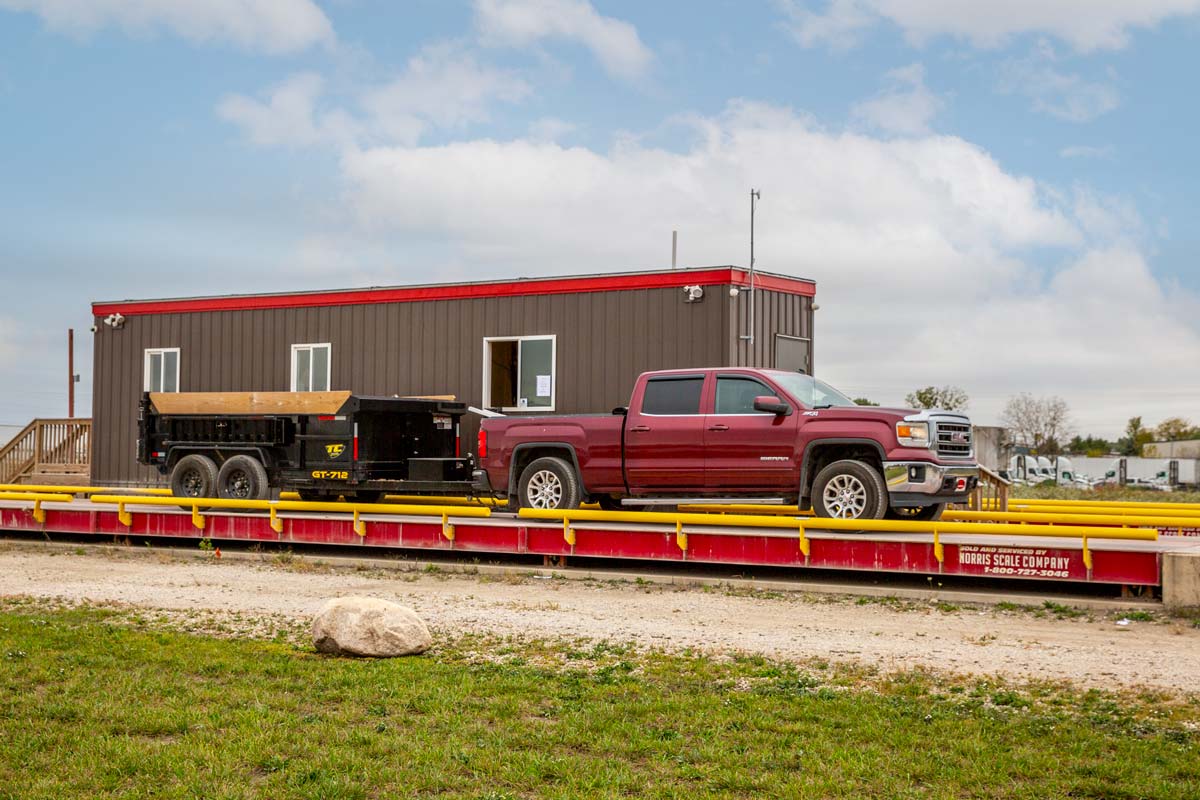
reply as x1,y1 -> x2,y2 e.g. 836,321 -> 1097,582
809,406 -> 969,424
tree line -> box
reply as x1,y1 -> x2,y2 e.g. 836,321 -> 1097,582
852,385 -> 1198,457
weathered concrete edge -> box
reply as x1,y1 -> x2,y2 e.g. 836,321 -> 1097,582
1163,547 -> 1200,610
0,537 -> 1163,612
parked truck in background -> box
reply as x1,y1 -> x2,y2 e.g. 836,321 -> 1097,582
476,368 -> 979,520
139,391 -> 475,502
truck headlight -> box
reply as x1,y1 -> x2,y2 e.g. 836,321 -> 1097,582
896,422 -> 930,448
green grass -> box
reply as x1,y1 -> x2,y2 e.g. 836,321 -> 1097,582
2,603 -> 1199,800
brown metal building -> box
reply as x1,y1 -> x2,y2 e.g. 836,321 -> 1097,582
90,266 -> 817,486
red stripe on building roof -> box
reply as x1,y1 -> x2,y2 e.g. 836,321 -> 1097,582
92,268 -> 815,316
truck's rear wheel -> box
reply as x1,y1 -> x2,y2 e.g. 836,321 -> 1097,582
812,459 -> 888,520
518,457 -> 582,510
217,455 -> 269,502
170,454 -> 218,507
886,503 -> 945,522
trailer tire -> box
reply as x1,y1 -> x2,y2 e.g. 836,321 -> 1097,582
217,455 -> 269,503
812,459 -> 888,521
518,457 -> 582,510
170,454 -> 219,506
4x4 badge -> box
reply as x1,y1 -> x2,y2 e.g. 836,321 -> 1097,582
325,443 -> 346,458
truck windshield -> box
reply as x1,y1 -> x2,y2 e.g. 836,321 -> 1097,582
768,373 -> 857,408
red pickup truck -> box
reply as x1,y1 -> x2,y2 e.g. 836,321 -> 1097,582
474,368 -> 979,520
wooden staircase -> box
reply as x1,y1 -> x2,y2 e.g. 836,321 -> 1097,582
0,419 -> 91,485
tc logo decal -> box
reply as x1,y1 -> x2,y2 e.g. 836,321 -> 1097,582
325,443 -> 346,459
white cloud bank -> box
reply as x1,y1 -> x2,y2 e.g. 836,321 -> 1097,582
779,0 -> 1200,52
474,0 -> 653,78
851,63 -> 943,134
0,0 -> 334,53
219,83 -> 1198,436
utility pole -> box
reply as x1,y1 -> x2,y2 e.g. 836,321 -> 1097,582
741,189 -> 761,346
68,328 -> 75,418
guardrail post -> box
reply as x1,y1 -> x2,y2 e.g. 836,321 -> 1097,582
191,504 -> 205,531
32,498 -> 45,524
269,506 -> 283,534
117,501 -> 132,528
933,527 -> 944,568
675,520 -> 688,555
442,513 -> 456,542
353,509 -> 366,538
1082,533 -> 1092,575
562,516 -> 575,547
798,523 -> 810,559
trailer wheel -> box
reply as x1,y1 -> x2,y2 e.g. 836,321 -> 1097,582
518,457 -> 582,510
886,503 -> 945,522
217,455 -> 269,502
812,459 -> 888,521
170,454 -> 218,505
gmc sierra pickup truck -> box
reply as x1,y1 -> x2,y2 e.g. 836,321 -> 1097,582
476,368 -> 979,520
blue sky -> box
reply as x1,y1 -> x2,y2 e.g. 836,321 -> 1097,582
1,0 -> 1198,441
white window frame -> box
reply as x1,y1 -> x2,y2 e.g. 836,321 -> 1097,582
482,335 -> 557,412
143,347 -> 180,393
290,343 -> 332,392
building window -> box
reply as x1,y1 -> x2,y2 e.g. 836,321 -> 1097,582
291,343 -> 331,392
143,348 -> 180,393
483,335 -> 555,411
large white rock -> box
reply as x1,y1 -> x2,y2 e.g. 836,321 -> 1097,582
311,596 -> 432,657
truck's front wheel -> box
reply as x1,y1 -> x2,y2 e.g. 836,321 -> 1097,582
518,457 -> 582,510
812,459 -> 888,520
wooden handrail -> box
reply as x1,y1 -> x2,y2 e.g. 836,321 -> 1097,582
966,464 -> 1010,512
0,419 -> 92,484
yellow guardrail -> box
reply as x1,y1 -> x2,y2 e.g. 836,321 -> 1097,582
0,491 -> 74,524
999,497 -> 1200,512
999,503 -> 1200,520
946,509 -> 1200,528
0,483 -> 172,496
89,494 -> 490,539
518,506 -> 1156,567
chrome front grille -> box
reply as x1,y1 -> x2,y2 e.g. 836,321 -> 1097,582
934,420 -> 973,458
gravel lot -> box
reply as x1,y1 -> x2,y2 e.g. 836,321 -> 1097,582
2,543 -> 1198,692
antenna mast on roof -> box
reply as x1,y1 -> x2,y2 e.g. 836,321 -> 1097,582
741,188 -> 761,346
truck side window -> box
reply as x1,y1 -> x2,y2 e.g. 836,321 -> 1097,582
715,377 -> 772,414
642,377 -> 704,415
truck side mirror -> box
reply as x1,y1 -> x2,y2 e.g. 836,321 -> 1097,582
753,396 -> 791,415
612,406 -> 628,416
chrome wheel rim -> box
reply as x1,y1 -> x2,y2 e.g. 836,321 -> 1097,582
823,474 -> 868,518
526,470 -> 564,509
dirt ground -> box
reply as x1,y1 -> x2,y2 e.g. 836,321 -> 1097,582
2,543 -> 1198,692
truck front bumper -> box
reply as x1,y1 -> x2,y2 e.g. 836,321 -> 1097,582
883,461 -> 979,502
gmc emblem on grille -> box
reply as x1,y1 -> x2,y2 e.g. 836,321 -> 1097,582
950,432 -> 969,443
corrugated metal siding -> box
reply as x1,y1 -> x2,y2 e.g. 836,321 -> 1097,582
729,287 -> 815,370
92,285 -> 740,485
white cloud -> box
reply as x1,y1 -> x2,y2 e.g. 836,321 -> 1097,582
0,0 -> 334,54
319,100 -> 1196,437
998,43 -> 1120,122
362,44 -> 531,145
851,63 -> 943,135
474,0 -> 653,79
779,0 -> 1200,52
219,48 -> 531,149
528,116 -> 577,141
1060,145 -> 1114,159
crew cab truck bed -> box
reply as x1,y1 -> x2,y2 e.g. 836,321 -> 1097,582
477,368 -> 979,520
138,391 -> 473,502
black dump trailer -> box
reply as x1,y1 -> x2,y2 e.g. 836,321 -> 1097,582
137,390 -> 476,502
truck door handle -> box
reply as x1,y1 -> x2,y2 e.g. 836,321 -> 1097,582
630,426 -> 651,433
707,424 -> 729,432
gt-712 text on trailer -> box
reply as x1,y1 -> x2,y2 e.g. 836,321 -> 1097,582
138,391 -> 474,502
